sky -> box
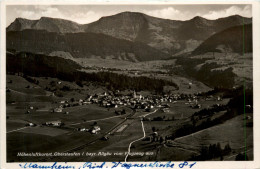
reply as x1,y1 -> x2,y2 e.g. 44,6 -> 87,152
6,4 -> 252,26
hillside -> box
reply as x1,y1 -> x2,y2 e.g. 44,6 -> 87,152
7,12 -> 252,55
192,24 -> 252,55
6,30 -> 169,62
7,52 -> 178,92
7,17 -> 84,33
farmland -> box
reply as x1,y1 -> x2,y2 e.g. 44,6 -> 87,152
6,61 -> 253,162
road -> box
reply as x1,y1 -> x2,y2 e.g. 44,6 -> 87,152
125,109 -> 158,162
139,109 -> 158,118
8,88 -> 47,97
68,115 -> 123,126
7,126 -> 28,134
224,148 -> 253,161
39,112 -> 135,162
124,120 -> 146,162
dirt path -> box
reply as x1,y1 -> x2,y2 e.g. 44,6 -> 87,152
124,109 -> 158,162
7,126 -> 28,134
68,115 -> 123,126
125,120 -> 146,162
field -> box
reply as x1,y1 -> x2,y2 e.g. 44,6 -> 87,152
191,52 -> 253,86
6,73 -> 253,162
6,75 -> 130,162
161,113 -> 253,161
80,58 -> 212,94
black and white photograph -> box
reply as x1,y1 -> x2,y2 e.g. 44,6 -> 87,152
1,1 -> 259,168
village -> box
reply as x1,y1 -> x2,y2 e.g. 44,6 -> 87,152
6,71 -> 252,162
22,86 -> 225,136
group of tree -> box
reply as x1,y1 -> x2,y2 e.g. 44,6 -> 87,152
150,115 -> 175,121
115,109 -> 126,115
176,58 -> 236,89
191,104 -> 227,122
173,108 -> 241,139
190,142 -> 232,160
23,75 -> 39,85
7,52 -> 178,93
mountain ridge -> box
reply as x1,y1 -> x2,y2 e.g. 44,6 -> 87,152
6,29 -> 170,62
7,12 -> 252,56
192,24 -> 253,55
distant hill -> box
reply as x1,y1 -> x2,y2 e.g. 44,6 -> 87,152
192,24 -> 252,55
7,17 -> 84,33
7,29 -> 170,62
7,52 -> 178,92
7,12 -> 252,55
6,52 -> 82,77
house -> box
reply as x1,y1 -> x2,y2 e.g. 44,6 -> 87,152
192,104 -> 201,109
101,136 -> 109,141
91,126 -> 101,134
162,108 -> 170,113
79,128 -> 88,132
79,99 -> 83,103
83,101 -> 91,104
53,107 -> 62,113
45,120 -> 62,127
245,115 -> 251,120
217,96 -> 222,101
26,123 -> 36,127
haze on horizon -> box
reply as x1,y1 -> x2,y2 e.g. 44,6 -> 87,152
6,4 -> 252,26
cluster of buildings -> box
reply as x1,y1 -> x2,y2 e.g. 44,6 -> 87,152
76,125 -> 101,134
52,91 -> 223,114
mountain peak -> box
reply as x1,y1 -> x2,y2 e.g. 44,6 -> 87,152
7,18 -> 36,32
190,16 -> 209,22
99,11 -> 145,20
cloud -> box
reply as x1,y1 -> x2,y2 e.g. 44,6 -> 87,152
7,5 -> 252,26
15,6 -> 63,20
69,11 -> 104,24
145,7 -> 180,19
202,5 -> 252,20
13,6 -> 116,24
143,7 -> 193,20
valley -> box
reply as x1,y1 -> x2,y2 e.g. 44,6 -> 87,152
5,11 -> 253,162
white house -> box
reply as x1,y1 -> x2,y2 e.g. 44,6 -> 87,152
46,120 -> 62,127
91,126 -> 101,134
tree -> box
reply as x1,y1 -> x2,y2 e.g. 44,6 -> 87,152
76,81 -> 83,87
216,142 -> 222,156
50,81 -> 56,87
220,154 -> 223,161
235,153 -> 249,161
224,143 -> 231,154
159,136 -> 164,144
200,146 -> 209,160
70,98 -> 75,102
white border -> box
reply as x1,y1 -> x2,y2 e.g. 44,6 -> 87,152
1,1 -> 260,169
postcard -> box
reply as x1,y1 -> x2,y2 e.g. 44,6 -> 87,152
0,0 -> 259,169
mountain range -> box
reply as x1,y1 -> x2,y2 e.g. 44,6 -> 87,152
6,12 -> 252,61
193,24 -> 252,55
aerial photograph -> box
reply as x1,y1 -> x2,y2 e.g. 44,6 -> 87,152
5,4 -> 253,162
